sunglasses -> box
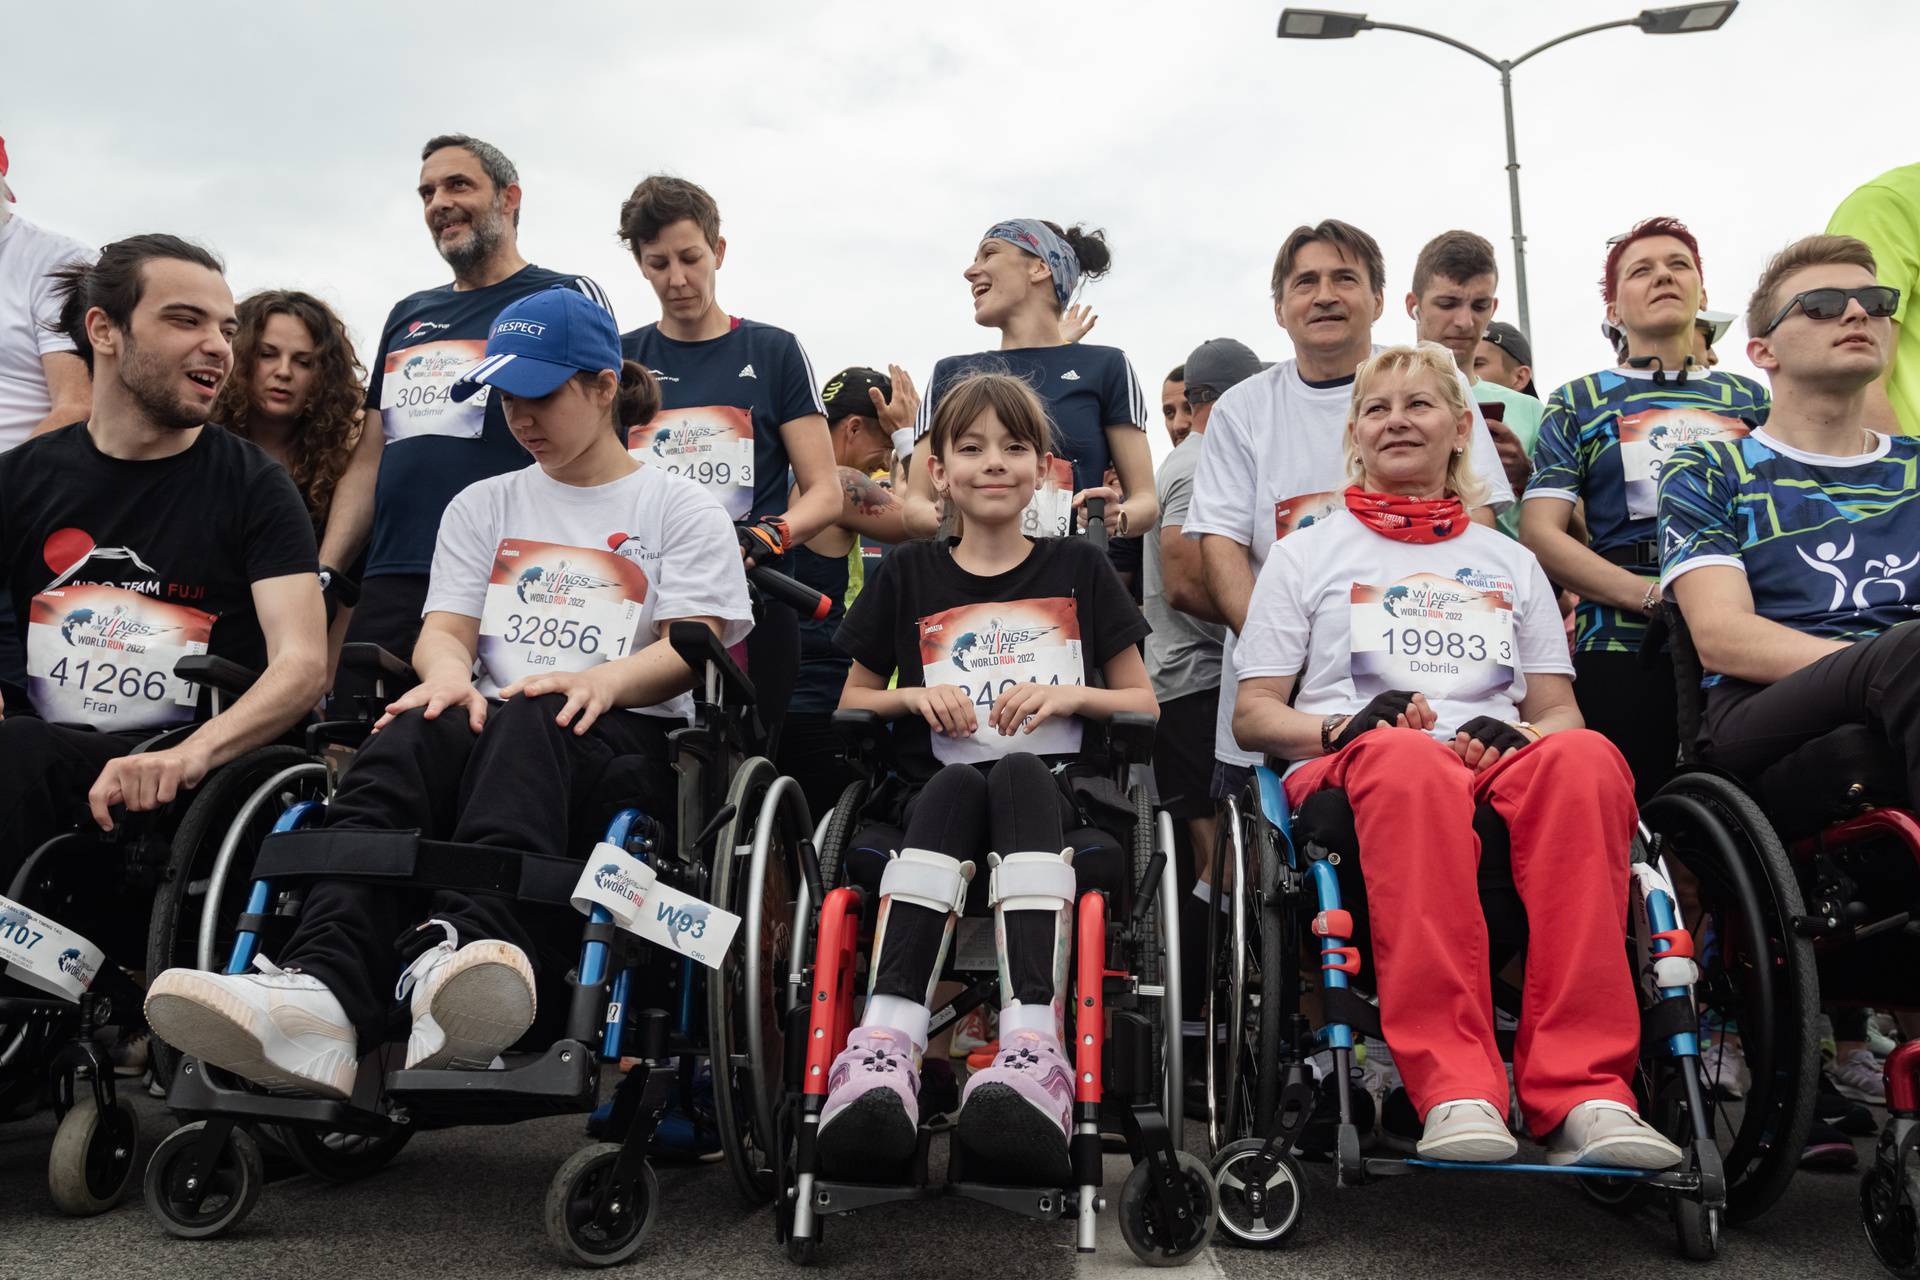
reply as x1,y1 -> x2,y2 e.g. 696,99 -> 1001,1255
1758,285 -> 1900,336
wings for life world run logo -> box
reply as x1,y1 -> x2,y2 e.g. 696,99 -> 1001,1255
1378,568 -> 1516,616
398,347 -> 474,383
593,862 -> 652,908
651,420 -> 729,458
514,560 -> 620,607
57,947 -> 95,986
945,617 -> 1061,673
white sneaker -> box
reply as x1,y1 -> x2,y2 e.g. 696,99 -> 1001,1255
1831,1047 -> 1888,1104
145,959 -> 357,1098
1866,1021 -> 1899,1061
1698,1037 -> 1749,1100
398,920 -> 536,1071
1415,1099 -> 1517,1163
1546,1100 -> 1684,1170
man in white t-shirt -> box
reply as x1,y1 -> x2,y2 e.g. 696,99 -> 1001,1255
1184,219 -> 1513,796
0,137 -> 94,448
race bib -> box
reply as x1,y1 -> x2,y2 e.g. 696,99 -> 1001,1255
1020,456 -> 1076,539
0,893 -> 105,1003
1349,570 -> 1516,703
27,585 -> 213,731
918,598 -> 1084,765
1618,407 -> 1751,519
1275,490 -> 1341,542
629,406 -> 755,518
478,540 -> 648,695
569,844 -> 740,970
380,339 -> 489,442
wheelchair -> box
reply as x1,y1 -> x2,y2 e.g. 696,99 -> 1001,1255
772,706 -> 1218,1267
1633,607 -> 1920,1275
141,620 -> 818,1267
1203,754 -> 1727,1260
1,655 -> 317,1217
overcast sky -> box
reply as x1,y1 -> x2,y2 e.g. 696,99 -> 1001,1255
9,0 -> 1913,465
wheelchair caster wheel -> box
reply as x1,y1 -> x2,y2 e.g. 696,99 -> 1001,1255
144,1122 -> 264,1239
1672,1196 -> 1721,1261
546,1143 -> 658,1267
1209,1139 -> 1305,1247
1862,1143 -> 1920,1277
785,1228 -> 819,1265
1119,1149 -> 1219,1266
47,1096 -> 141,1216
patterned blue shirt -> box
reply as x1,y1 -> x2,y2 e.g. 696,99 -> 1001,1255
1526,367 -> 1769,653
1658,430 -> 1920,682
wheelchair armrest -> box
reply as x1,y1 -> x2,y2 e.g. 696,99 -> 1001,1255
339,642 -> 419,690
832,708 -> 898,772
175,654 -> 260,698
670,621 -> 756,708
1104,710 -> 1157,771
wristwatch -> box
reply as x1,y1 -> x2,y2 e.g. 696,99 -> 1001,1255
1320,712 -> 1346,754
1512,721 -> 1542,742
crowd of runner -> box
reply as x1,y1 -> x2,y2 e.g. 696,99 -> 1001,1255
1,126 -> 1916,1190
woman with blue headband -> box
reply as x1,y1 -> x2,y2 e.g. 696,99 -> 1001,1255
903,220 -> 1156,543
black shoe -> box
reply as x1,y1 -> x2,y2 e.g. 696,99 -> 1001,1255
1799,1119 -> 1859,1171
1380,1086 -> 1420,1154
1817,1075 -> 1878,1137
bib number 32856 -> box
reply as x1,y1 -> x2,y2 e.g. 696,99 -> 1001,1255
478,540 -> 649,696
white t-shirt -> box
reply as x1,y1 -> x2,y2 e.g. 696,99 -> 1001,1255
1183,354 -> 1515,766
1234,510 -> 1570,772
425,462 -> 754,721
0,215 -> 95,450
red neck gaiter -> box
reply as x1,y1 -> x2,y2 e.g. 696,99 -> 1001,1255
1343,485 -> 1468,544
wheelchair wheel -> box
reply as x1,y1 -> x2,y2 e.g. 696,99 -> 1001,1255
1204,799 -> 1251,1153
1672,1194 -> 1721,1261
816,779 -> 866,898
47,1095 -> 141,1216
544,1142 -> 658,1268
708,757 -> 808,1205
1642,771 -> 1820,1222
1128,784 -> 1171,1113
1118,1149 -> 1219,1266
144,1121 -> 264,1239
1210,1138 -> 1306,1248
146,746 -> 329,1090
1863,1126 -> 1920,1278
271,1123 -> 413,1183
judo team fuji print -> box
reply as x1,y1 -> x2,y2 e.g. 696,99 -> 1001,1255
478,539 -> 649,694
1349,570 -> 1517,703
25,584 -> 214,730
918,596 -> 1085,765
628,404 -> 756,516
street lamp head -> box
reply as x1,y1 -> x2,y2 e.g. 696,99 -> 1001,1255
1634,2 -> 1738,35
1276,8 -> 1371,40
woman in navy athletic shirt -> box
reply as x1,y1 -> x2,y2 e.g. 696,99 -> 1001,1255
905,220 -> 1156,543
616,175 -> 840,749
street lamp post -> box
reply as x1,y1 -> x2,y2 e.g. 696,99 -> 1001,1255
1276,4 -> 1738,338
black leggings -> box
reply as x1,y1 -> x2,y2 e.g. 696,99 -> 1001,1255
282,694 -> 671,1043
1704,622 -> 1920,802
1573,648 -> 1677,804
853,755 -> 1120,1010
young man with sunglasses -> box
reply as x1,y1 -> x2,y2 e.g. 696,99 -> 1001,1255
1659,234 -> 1915,794
1518,217 -> 1770,800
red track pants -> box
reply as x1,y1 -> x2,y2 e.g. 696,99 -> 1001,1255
1283,727 -> 1640,1135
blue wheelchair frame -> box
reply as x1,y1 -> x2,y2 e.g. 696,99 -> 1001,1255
1208,762 -> 1726,1256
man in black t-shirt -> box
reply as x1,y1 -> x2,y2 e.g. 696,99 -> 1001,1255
0,234 -> 325,880
338,133 -> 610,670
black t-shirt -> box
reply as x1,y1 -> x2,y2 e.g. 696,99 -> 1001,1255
0,424 -> 317,723
620,318 -> 824,523
364,265 -> 610,577
835,536 -> 1149,784
788,542 -> 851,715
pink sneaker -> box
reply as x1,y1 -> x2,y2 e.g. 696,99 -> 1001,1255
817,1026 -> 920,1176
957,1028 -> 1074,1185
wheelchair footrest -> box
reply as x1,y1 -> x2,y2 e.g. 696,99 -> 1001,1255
1377,1155 -> 1700,1186
165,1057 -> 394,1137
384,1038 -> 596,1122
807,1180 -> 944,1215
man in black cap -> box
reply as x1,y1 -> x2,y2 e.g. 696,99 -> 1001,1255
776,364 -> 933,817
1474,320 -> 1537,397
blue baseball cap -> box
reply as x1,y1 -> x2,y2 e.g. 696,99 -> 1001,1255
451,286 -> 620,403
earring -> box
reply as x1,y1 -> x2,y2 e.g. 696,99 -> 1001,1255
1453,444 -> 1466,455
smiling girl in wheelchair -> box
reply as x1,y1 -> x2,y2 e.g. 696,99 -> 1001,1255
816,370 -> 1157,1184
1230,343 -> 1682,1171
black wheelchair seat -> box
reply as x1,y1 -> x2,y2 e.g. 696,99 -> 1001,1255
1751,723 -> 1907,842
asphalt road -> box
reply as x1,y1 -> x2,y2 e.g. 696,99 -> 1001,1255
1,1089 -> 1889,1280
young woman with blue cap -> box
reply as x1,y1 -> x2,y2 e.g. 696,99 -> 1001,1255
146,286 -> 754,1100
